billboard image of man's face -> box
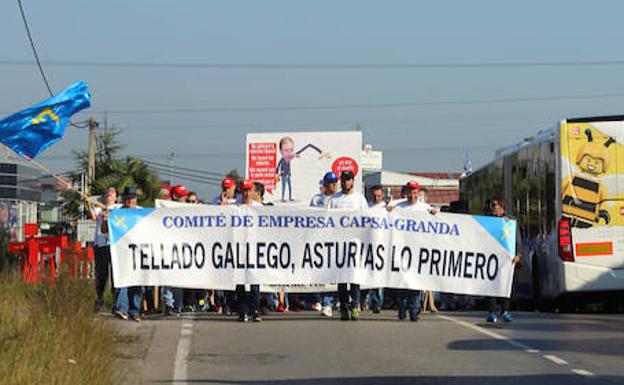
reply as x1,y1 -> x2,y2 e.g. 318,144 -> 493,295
280,137 -> 296,162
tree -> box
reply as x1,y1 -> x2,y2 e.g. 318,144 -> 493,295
64,126 -> 162,220
226,169 -> 242,184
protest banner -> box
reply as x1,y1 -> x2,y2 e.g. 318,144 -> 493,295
246,131 -> 362,205
109,206 -> 517,297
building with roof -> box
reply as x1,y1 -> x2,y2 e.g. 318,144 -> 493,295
0,146 -> 44,240
363,170 -> 461,207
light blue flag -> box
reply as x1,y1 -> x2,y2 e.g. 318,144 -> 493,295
0,81 -> 91,159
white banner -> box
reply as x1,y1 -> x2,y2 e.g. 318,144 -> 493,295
109,206 -> 517,297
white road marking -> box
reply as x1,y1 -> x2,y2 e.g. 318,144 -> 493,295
436,314 -> 602,376
543,354 -> 569,365
436,314 -> 533,351
572,369 -> 595,376
173,322 -> 193,385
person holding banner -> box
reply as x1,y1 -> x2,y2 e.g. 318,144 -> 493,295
172,185 -> 190,202
163,185 -> 189,316
113,187 -> 144,322
367,184 -> 387,313
236,179 -> 264,322
328,170 -> 368,321
213,176 -> 238,205
310,171 -> 338,208
310,171 -> 340,316
86,186 -> 121,312
486,197 -> 524,323
389,181 -> 437,321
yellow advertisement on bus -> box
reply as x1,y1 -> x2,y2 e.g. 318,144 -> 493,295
560,121 -> 624,228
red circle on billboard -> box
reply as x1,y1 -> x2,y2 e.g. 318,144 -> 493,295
331,157 -> 359,177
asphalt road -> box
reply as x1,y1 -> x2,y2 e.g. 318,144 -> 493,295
113,310 -> 624,385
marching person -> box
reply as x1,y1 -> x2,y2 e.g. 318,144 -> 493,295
86,186 -> 121,312
367,184 -> 386,313
236,179 -> 263,322
485,196 -> 524,323
213,176 -> 238,205
389,181 -> 436,321
163,184 -> 189,316
309,171 -> 340,316
310,171 -> 338,208
171,184 -> 190,203
113,187 -> 144,322
328,171 -> 368,321
368,184 -> 387,209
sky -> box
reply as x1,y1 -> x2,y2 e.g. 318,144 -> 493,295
2,1 -> 624,199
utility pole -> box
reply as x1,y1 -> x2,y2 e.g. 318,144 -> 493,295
86,117 -> 98,195
168,152 -> 175,185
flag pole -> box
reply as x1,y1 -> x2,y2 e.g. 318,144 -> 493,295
23,154 -> 105,209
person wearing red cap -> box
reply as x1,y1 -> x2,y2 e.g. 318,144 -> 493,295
163,184 -> 190,316
160,184 -> 172,200
391,181 -> 436,321
212,176 -> 239,205
328,170 -> 368,321
389,181 -> 437,214
236,179 -> 263,322
172,184 -> 190,203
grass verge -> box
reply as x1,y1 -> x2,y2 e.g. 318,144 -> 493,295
0,270 -> 119,385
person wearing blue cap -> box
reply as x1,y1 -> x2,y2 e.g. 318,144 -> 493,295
309,171 -> 340,316
309,171 -> 338,208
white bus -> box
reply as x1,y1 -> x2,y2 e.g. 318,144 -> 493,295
460,115 -> 624,311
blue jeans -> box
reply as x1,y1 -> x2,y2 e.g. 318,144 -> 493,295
338,283 -> 360,310
313,292 -> 334,307
398,289 -> 420,320
115,286 -> 142,317
163,287 -> 184,312
368,288 -> 384,311
281,174 -> 292,200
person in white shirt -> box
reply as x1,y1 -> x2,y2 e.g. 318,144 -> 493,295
308,171 -> 339,316
366,184 -> 386,313
328,171 -> 367,321
310,171 -> 338,208
390,181 -> 436,321
236,179 -> 263,323
368,184 -> 387,210
86,186 -> 122,312
328,171 -> 369,211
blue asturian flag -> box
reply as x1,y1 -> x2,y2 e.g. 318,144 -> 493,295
0,81 -> 91,159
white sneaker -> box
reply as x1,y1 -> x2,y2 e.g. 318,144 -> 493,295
321,306 -> 333,317
312,302 -> 322,312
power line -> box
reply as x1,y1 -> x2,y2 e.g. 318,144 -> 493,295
16,0 -> 52,97
142,159 -> 227,178
88,92 -> 624,115
146,163 -> 224,183
14,1 -> 90,130
5,59 -> 624,69
148,167 -> 221,186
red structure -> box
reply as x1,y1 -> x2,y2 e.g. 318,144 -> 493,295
8,226 -> 93,284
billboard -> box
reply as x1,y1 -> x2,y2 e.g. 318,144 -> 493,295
561,121 -> 624,227
246,131 -> 362,205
